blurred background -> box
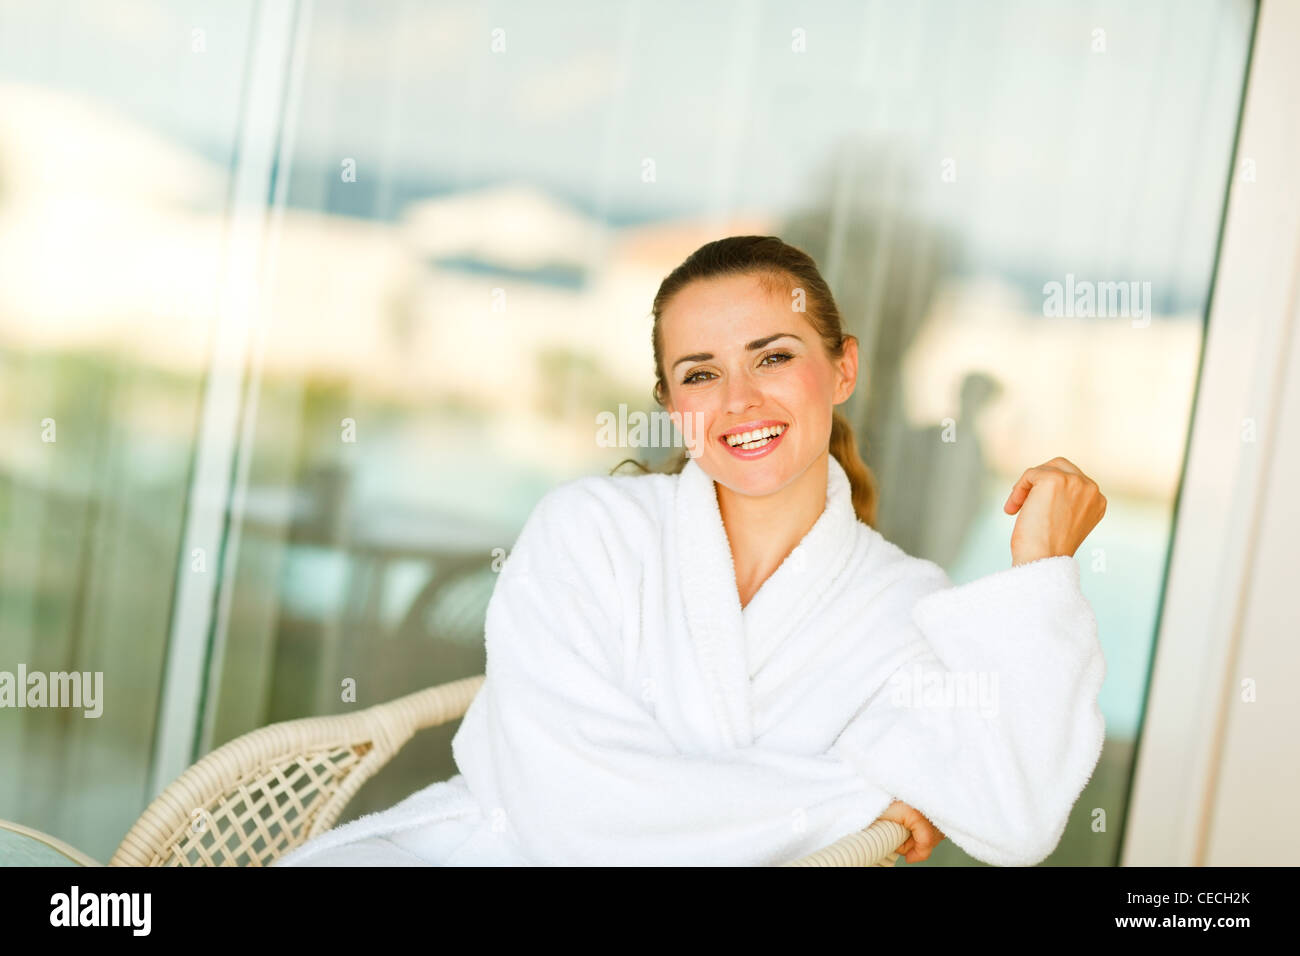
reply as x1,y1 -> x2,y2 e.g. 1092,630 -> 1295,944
0,0 -> 1281,866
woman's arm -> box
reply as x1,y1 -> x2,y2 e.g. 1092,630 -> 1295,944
830,553 -> 1106,867
829,455 -> 1107,866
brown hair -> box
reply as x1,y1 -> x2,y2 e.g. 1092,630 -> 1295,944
612,235 -> 879,528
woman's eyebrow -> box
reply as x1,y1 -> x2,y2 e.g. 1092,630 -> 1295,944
671,333 -> 803,371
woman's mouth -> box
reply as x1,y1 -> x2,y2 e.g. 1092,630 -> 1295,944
720,423 -> 787,459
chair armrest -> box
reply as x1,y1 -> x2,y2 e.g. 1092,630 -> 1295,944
780,819 -> 911,867
0,818 -> 103,867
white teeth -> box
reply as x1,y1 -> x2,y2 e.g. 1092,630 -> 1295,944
725,424 -> 785,447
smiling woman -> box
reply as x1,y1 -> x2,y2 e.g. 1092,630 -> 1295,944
634,237 -> 879,611
0,0 -> 1262,874
276,234 -> 1107,867
639,239 -> 881,538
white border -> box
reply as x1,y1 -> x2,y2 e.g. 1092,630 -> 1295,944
1122,0 -> 1299,865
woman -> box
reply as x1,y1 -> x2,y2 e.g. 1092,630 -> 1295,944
276,235 -> 1107,867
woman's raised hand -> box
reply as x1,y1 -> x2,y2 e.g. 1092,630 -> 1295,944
1003,456 -> 1107,566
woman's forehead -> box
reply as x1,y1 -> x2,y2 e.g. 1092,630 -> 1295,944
662,276 -> 806,341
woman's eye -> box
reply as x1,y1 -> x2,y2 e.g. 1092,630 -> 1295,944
681,352 -> 793,385
681,369 -> 715,385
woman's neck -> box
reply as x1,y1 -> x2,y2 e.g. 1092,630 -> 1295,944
715,451 -> 830,609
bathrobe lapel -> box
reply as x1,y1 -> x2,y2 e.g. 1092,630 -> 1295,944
674,454 -> 860,750
743,456 -> 860,678
674,456 -> 751,749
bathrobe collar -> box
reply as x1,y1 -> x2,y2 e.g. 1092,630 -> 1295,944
674,452 -> 861,748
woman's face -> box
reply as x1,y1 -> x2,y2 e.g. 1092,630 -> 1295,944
660,272 -> 858,497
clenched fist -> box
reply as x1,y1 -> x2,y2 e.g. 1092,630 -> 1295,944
1003,457 -> 1107,566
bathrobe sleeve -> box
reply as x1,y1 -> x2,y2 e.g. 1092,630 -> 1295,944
452,565 -> 896,866
828,555 -> 1107,867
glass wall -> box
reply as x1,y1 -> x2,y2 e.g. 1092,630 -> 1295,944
0,0 -> 1255,866
0,0 -> 255,862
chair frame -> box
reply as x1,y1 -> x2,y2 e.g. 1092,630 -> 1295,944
109,675 -> 908,867
0,818 -> 103,867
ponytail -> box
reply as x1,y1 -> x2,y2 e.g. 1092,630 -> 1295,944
828,411 -> 878,527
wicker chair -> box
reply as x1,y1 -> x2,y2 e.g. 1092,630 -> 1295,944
108,675 -> 909,867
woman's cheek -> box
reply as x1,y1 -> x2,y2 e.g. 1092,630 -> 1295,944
776,367 -> 827,416
672,399 -> 714,451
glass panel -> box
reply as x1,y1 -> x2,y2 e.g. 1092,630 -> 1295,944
204,0 -> 1254,864
0,0 -> 254,863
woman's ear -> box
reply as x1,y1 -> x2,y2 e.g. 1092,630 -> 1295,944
663,390 -> 677,421
833,335 -> 860,403
667,400 -> 683,437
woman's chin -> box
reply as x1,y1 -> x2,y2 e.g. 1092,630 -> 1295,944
707,455 -> 791,494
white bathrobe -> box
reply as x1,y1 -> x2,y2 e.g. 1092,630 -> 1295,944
274,454 -> 1105,867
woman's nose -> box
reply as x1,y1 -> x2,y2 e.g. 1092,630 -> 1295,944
724,370 -> 763,411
